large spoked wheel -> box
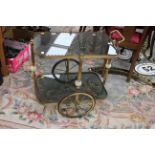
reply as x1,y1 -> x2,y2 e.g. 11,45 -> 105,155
58,92 -> 95,118
52,59 -> 79,83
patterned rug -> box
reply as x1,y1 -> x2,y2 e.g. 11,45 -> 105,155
1,26 -> 155,128
1,62 -> 155,129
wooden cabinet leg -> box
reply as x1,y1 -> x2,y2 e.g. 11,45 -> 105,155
0,27 -> 9,76
1,65 -> 9,76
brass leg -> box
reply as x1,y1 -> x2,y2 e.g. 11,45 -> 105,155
103,59 -> 112,84
74,54 -> 83,89
30,41 -> 38,98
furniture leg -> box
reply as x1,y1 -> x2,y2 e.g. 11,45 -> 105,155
148,30 -> 155,59
93,26 -> 101,32
127,27 -> 150,81
79,26 -> 87,32
0,27 -> 9,76
127,49 -> 140,81
146,29 -> 152,50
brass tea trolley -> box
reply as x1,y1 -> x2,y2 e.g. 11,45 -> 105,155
30,30 -> 120,118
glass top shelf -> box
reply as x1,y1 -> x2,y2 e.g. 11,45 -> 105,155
36,31 -> 118,57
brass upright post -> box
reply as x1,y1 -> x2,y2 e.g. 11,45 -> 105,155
77,54 -> 83,82
30,41 -> 38,97
75,54 -> 83,89
103,58 -> 112,84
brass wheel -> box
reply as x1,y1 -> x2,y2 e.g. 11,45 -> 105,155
58,92 -> 95,118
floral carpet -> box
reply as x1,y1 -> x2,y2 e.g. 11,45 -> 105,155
1,62 -> 155,129
1,26 -> 155,129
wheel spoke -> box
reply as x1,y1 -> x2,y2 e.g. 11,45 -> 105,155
69,64 -> 78,71
55,68 -> 66,72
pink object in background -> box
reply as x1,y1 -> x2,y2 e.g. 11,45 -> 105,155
130,33 -> 141,44
111,31 -> 141,44
22,45 -> 30,63
4,39 -> 30,73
